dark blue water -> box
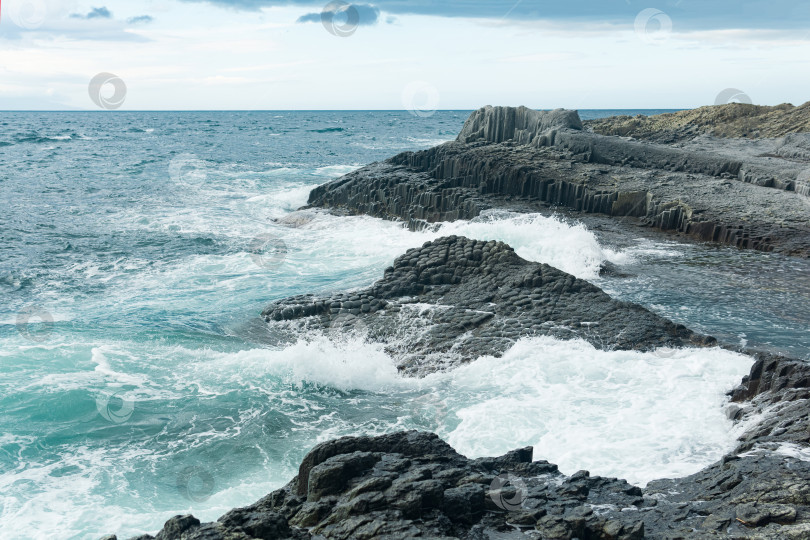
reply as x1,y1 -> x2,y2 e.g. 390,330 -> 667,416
1,110 -> 806,539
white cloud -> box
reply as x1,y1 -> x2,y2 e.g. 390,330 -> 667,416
0,0 -> 808,110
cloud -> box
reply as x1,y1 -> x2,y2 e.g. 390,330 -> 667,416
178,0 -> 810,30
296,4 -> 380,26
127,15 -> 154,24
70,7 -> 113,20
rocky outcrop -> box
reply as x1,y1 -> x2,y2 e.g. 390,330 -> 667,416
307,106 -> 810,257
728,354 -> 810,454
261,236 -> 712,374
115,428 -> 810,540
456,105 -> 583,144
458,107 -> 805,193
585,101 -> 810,142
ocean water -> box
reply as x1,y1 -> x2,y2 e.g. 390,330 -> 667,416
1,111 -> 808,539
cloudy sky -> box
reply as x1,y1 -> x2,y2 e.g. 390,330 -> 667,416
1,0 -> 809,110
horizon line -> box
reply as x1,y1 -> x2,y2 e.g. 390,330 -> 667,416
0,108 -> 687,113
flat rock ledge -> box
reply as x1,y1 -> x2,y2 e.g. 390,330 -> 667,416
260,236 -> 712,375
306,105 -> 810,257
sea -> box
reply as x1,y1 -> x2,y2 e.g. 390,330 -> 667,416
1,110 -> 809,539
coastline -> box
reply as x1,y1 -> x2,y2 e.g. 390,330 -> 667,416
109,104 -> 810,540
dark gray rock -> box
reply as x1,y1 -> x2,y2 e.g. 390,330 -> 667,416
306,107 -> 810,257
456,105 -> 583,145
122,430 -> 810,540
261,236 -> 714,374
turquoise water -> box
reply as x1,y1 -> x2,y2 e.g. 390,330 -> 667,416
0,111 -> 806,539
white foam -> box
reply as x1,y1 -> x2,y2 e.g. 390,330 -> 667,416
192,334 -> 754,487
434,211 -> 615,279
312,164 -> 363,177
421,336 -> 754,486
771,442 -> 810,461
203,337 -> 405,393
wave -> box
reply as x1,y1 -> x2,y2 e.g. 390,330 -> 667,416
428,336 -> 754,486
307,127 -> 346,133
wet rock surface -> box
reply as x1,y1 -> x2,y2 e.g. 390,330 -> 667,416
307,106 -> 810,256
117,430 -> 810,540
260,235 -> 713,374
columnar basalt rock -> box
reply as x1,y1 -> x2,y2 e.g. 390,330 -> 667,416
307,106 -> 810,256
261,236 -> 712,374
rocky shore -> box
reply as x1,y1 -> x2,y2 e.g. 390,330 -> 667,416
307,105 -> 810,256
114,351 -> 810,539
109,105 -> 810,539
261,236 -> 713,375
115,234 -> 810,540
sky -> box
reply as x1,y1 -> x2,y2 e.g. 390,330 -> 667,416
1,0 -> 809,110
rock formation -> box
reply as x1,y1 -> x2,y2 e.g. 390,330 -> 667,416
261,236 -> 713,374
307,106 -> 810,256
114,418 -> 810,540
